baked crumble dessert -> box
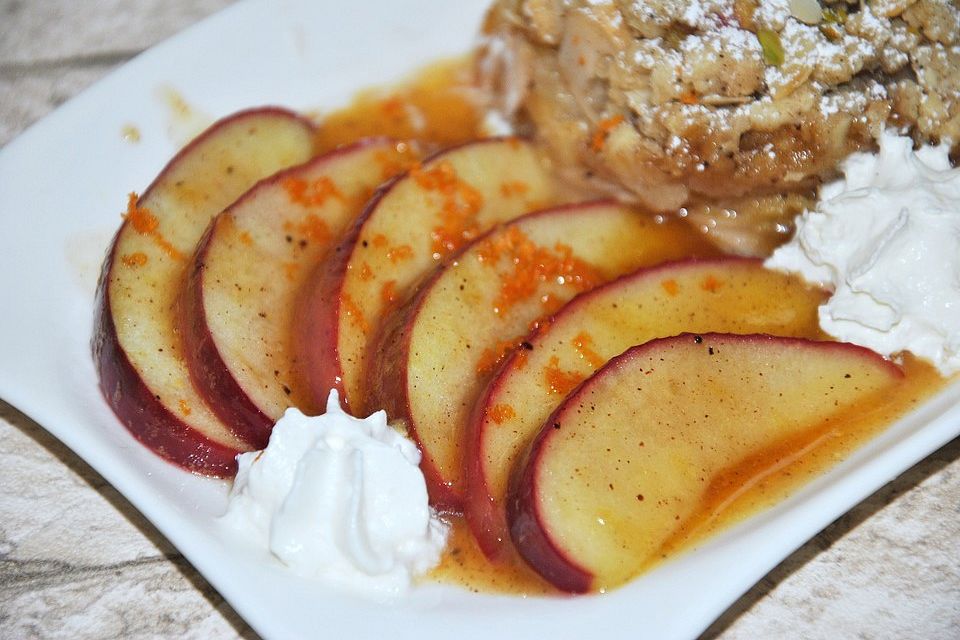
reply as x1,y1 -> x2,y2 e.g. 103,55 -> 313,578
480,0 -> 960,217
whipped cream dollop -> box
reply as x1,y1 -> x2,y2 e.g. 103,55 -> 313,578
766,130 -> 960,375
221,391 -> 449,596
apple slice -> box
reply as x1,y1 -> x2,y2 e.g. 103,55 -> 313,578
180,138 -> 413,448
93,108 -> 316,476
369,201 -> 718,508
510,333 -> 903,592
296,137 -> 556,413
466,258 -> 828,559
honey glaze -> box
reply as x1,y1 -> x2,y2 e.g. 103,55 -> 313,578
653,356 -> 949,570
310,57 -> 487,156
426,362 -> 949,596
308,56 -> 950,595
426,516 -> 554,595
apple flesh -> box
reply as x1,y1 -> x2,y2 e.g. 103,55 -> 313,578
510,333 -> 903,592
180,138 -> 412,448
93,108 -> 316,476
466,258 -> 828,559
369,201 -> 718,508
295,137 -> 557,414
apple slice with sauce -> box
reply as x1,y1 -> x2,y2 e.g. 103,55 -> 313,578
466,258 -> 828,559
509,333 -> 904,593
296,137 -> 556,414
93,108 -> 315,476
369,201 -> 719,508
180,138 -> 413,448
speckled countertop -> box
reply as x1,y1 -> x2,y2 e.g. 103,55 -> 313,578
1,2 -> 959,639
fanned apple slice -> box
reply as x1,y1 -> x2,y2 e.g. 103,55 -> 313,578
296,137 -> 556,413
510,333 -> 904,593
181,138 -> 413,447
466,258 -> 827,559
93,108 -> 315,476
369,201 -> 718,508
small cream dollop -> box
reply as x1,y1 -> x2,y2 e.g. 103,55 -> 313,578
221,391 -> 449,596
766,130 -> 960,375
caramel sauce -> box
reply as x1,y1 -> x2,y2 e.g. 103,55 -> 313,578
652,356 -> 948,568
426,516 -> 554,596
312,56 -> 950,596
121,124 -> 141,143
427,357 -> 948,596
311,58 -> 486,156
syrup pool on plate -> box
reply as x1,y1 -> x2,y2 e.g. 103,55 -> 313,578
278,56 -> 950,595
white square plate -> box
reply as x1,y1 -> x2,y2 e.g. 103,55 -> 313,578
1,1 -> 958,638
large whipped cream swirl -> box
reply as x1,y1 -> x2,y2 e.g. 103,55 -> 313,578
222,390 -> 448,596
767,130 -> 960,375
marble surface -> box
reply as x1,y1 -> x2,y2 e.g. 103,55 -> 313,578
0,1 -> 958,638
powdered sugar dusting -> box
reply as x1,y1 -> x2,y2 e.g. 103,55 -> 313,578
487,0 -> 960,209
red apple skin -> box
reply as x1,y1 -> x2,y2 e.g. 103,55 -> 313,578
508,466 -> 593,594
179,221 -> 274,449
93,269 -> 242,475
92,107 -> 316,476
295,137 -> 556,415
180,139 -> 399,447
507,333 -> 904,592
367,255 -> 460,509
464,366 -> 515,557
292,183 -> 392,415
464,257 -> 830,561
505,337 -> 600,594
369,202 -> 718,512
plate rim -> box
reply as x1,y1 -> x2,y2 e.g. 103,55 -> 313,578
1,1 -> 958,638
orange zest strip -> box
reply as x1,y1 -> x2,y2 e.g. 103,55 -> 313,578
123,193 -> 185,261
499,181 -> 529,198
380,280 -> 398,305
284,213 -> 331,245
488,403 -> 516,425
591,115 -> 625,152
543,355 -> 585,396
282,176 -> 345,208
573,332 -> 605,369
412,161 -> 485,259
342,292 -> 370,333
358,262 -> 374,281
120,252 -> 148,268
375,146 -> 419,179
476,227 -> 602,316
701,275 -> 723,292
387,245 -> 414,263
661,278 -> 680,296
476,337 -> 523,377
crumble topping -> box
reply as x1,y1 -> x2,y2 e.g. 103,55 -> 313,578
481,0 -> 960,219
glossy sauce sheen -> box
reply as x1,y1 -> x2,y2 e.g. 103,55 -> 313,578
311,58 -> 487,156
314,58 -> 948,595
